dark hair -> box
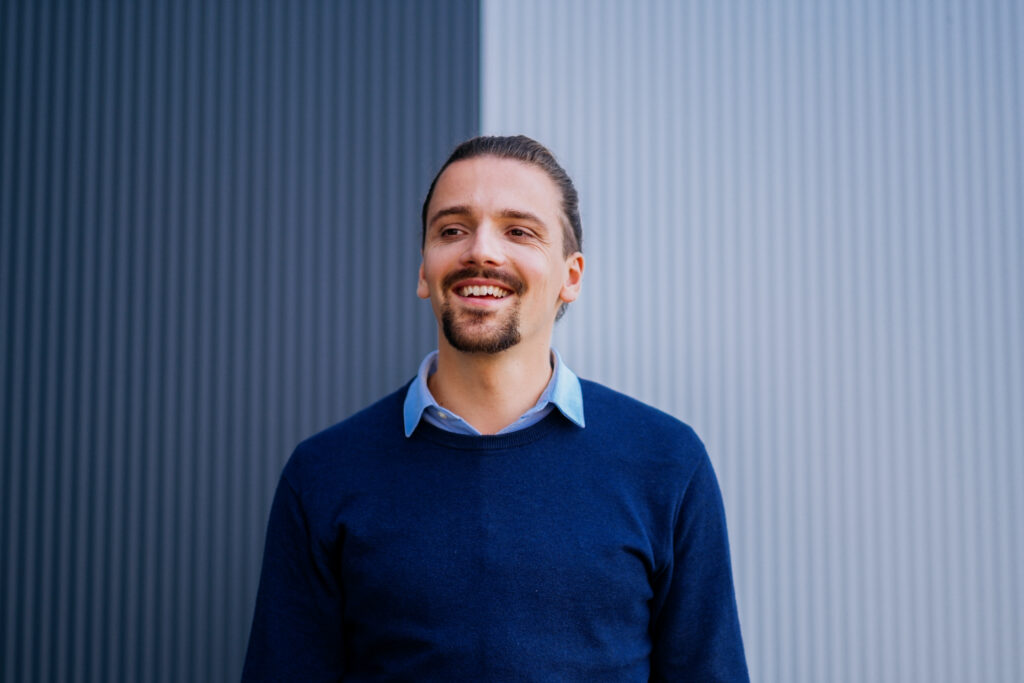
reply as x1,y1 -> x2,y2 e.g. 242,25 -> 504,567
420,135 -> 583,257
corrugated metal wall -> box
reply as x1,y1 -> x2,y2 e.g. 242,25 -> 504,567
483,0 -> 1023,681
0,1 -> 479,681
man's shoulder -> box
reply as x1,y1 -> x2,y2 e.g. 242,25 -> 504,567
307,382 -> 408,445
283,382 -> 410,479
578,378 -> 707,460
579,378 -> 700,434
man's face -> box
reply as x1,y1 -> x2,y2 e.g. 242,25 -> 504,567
418,156 -> 583,355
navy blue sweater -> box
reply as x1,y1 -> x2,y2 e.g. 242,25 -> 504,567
243,380 -> 748,682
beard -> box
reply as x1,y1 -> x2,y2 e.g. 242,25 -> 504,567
441,302 -> 521,353
438,267 -> 525,354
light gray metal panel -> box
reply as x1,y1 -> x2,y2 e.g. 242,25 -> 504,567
0,1 -> 480,681
483,1 -> 1023,681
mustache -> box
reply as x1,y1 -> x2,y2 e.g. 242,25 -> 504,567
442,267 -> 526,295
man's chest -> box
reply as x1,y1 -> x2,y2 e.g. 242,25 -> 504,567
330,453 -> 666,673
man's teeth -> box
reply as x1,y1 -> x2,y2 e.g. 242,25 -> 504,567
458,284 -> 510,298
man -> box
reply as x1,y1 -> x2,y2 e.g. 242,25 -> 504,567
242,135 -> 748,681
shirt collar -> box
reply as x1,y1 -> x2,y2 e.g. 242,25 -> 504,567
403,349 -> 585,437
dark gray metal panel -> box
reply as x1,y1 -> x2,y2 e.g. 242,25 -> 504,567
0,1 -> 480,680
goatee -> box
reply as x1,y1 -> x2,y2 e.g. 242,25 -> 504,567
441,304 -> 521,353
439,266 -> 525,353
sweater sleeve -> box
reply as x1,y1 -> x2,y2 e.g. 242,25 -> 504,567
649,451 -> 749,682
241,467 -> 345,682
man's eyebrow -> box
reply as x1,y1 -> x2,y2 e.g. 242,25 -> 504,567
497,209 -> 546,226
428,205 -> 473,227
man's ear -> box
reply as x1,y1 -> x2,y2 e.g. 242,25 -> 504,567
416,261 -> 429,299
558,252 -> 584,303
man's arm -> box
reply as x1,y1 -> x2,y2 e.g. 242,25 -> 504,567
242,468 -> 345,682
649,452 -> 749,682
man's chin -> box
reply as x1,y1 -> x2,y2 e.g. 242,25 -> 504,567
441,309 -> 521,354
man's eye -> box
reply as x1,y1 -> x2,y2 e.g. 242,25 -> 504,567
440,226 -> 462,237
508,227 -> 529,237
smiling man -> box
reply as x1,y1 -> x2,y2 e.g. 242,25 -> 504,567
242,136 -> 749,682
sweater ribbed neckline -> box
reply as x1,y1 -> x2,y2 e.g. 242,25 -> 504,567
410,410 -> 572,451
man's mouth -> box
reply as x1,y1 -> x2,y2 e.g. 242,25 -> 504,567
456,284 -> 511,299
442,267 -> 524,300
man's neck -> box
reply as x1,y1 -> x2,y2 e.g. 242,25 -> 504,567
428,340 -> 554,435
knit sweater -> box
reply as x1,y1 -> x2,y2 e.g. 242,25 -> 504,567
242,380 -> 748,682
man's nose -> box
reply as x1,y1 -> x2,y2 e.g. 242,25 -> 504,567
460,225 -> 505,266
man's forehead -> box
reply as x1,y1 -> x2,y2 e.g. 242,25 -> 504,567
429,157 -> 562,216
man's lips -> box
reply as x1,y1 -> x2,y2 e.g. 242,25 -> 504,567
442,268 -> 525,299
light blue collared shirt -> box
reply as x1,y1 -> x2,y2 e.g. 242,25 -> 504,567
403,349 -> 586,437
